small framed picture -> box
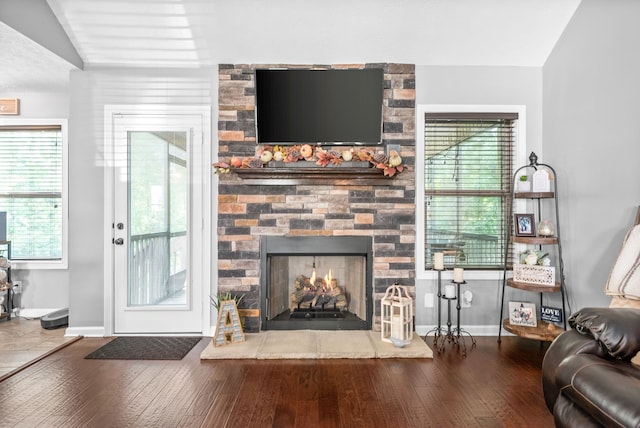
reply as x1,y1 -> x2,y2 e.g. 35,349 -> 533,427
509,301 -> 537,327
514,213 -> 536,237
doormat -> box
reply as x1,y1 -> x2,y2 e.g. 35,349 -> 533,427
85,336 -> 201,360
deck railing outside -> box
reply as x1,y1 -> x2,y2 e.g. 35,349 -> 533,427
128,231 -> 186,305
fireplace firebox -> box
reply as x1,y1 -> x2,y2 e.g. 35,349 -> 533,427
260,236 -> 373,330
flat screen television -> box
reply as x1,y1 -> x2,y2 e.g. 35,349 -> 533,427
255,68 -> 383,145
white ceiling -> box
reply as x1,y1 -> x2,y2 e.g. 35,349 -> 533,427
0,0 -> 581,92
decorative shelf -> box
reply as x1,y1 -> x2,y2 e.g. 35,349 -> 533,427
514,192 -> 554,199
513,236 -> 558,245
502,318 -> 564,342
232,166 -> 391,186
506,278 -> 561,293
499,152 -> 568,343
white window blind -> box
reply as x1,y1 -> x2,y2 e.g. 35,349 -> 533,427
0,125 -> 63,260
424,113 -> 516,269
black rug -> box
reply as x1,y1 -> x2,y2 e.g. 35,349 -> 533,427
85,336 -> 201,360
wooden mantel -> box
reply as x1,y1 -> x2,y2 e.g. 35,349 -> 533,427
232,166 -> 395,185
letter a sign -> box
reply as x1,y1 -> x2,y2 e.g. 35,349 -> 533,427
214,300 -> 245,347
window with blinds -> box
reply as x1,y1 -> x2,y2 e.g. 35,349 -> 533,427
0,125 -> 63,260
423,113 -> 516,270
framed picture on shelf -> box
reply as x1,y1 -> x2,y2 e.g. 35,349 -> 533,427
514,213 -> 536,237
509,301 -> 537,327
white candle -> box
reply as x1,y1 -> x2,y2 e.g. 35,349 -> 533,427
444,284 -> 456,298
434,252 -> 444,270
453,267 -> 464,283
391,315 -> 403,339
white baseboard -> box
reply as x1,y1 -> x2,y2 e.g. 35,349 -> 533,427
416,324 -> 513,337
65,326 -> 105,337
68,324 -> 506,338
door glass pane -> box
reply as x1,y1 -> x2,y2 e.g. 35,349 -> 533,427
128,131 -> 188,306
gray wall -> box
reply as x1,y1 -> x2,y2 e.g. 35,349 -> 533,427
543,0 -> 640,311
67,68 -> 215,330
414,66 -> 544,332
415,0 -> 640,330
0,91 -> 70,310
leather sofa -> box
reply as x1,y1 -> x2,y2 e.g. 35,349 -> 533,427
542,307 -> 640,427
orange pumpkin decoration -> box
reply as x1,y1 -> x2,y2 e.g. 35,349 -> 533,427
300,144 -> 314,159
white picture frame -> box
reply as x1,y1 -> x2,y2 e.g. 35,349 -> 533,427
509,301 -> 537,327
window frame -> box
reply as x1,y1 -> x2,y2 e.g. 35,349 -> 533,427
0,118 -> 68,269
416,105 -> 526,280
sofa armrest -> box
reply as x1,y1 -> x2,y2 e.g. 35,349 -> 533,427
569,307 -> 640,359
553,395 -> 603,428
542,330 -> 606,412
555,354 -> 640,428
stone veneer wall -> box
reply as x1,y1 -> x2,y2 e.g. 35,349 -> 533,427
217,63 -> 416,332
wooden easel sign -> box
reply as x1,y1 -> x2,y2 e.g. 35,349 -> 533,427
0,99 -> 19,115
213,300 -> 245,347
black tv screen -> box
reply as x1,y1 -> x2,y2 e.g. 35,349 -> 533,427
255,68 -> 383,145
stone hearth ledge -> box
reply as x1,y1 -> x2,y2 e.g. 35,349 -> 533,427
200,330 -> 433,360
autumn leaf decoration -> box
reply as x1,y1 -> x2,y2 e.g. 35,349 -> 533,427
383,150 -> 404,177
213,146 -> 405,177
314,147 -> 343,167
363,150 -> 404,177
212,161 -> 230,174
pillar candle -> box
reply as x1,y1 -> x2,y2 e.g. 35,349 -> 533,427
434,252 -> 444,270
444,284 -> 456,298
391,315 -> 403,339
453,267 -> 464,283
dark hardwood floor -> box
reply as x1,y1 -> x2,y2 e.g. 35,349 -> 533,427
0,336 -> 553,427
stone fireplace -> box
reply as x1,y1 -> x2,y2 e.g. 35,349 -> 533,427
260,235 -> 373,330
217,63 -> 416,333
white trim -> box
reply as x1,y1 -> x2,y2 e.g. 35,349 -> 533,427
65,326 -> 106,337
206,73 -> 219,337
103,104 -> 211,336
0,118 -> 69,270
199,110 -> 213,337
103,110 -> 115,336
415,104 -> 527,280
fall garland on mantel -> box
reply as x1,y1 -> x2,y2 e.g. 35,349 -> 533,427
213,144 -> 405,177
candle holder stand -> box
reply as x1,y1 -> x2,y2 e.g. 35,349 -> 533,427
446,280 -> 477,356
425,269 -> 449,352
426,275 -> 477,357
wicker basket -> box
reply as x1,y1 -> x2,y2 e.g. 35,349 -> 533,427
513,263 -> 555,286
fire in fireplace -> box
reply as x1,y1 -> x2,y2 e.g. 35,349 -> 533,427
289,266 -> 348,315
260,236 -> 373,330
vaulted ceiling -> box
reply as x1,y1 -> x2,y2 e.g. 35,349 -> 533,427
0,0 -> 581,92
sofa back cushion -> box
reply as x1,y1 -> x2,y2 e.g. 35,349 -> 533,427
606,224 -> 640,302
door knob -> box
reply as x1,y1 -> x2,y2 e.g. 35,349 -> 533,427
114,238 -> 124,245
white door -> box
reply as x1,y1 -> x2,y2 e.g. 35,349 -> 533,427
108,108 -> 209,334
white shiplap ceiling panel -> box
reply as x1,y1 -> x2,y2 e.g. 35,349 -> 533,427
0,0 -> 581,91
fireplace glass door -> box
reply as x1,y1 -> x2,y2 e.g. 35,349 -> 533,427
261,236 -> 372,330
